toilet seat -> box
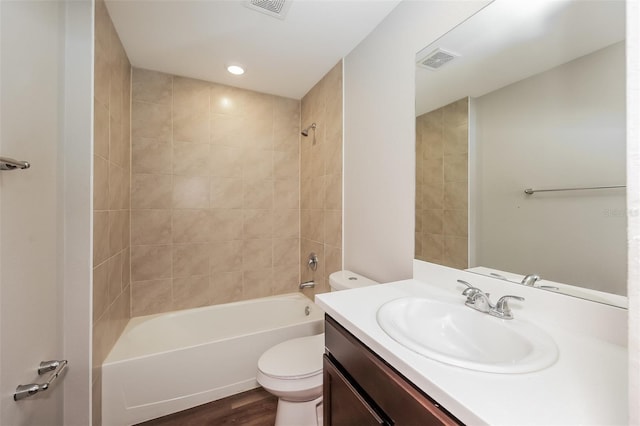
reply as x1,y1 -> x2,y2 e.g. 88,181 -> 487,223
258,334 -> 324,380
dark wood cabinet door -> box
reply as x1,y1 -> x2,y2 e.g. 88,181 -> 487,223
324,315 -> 463,426
323,355 -> 388,426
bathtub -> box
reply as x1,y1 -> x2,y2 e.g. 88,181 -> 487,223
102,293 -> 324,426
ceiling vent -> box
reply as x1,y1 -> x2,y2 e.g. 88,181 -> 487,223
417,48 -> 459,71
244,0 -> 292,20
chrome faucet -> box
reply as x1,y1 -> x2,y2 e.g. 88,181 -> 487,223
521,274 -> 541,286
457,280 -> 524,320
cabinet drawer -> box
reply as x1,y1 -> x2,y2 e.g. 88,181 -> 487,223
325,315 -> 462,426
323,355 -> 389,426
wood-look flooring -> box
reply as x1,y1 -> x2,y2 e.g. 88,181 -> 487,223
136,387 -> 277,426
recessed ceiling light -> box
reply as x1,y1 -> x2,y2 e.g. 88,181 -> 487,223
227,65 -> 245,75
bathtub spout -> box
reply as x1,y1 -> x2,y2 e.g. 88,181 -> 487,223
299,281 -> 315,289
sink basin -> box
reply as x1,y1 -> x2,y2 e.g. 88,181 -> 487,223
377,297 -> 558,373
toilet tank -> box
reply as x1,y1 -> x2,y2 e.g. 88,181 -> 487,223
329,270 -> 379,292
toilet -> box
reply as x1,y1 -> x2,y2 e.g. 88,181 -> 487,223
256,270 -> 379,426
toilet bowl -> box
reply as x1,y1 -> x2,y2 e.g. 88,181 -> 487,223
256,270 -> 379,426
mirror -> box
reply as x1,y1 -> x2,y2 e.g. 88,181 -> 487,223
414,0 -> 627,307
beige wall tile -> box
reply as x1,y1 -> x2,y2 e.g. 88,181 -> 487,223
301,209 -> 323,242
274,150 -> 299,178
243,179 -> 273,209
210,177 -> 243,209
211,84 -> 245,116
131,210 -> 172,245
210,209 -> 243,241
421,233 -> 444,263
174,107 -> 210,145
244,209 -> 273,239
444,153 -> 468,183
243,149 -> 273,181
174,76 -> 209,108
273,238 -> 299,267
94,100 -> 110,159
423,157 -> 443,185
443,125 -> 468,155
132,101 -> 171,142
422,182 -> 444,209
173,243 -> 210,278
132,138 -> 172,175
131,245 -> 172,281
94,155 -> 109,210
132,68 -> 172,105
132,173 -> 172,209
172,209 -> 210,243
324,173 -> 342,210
443,209 -> 468,238
210,240 -> 242,272
242,239 -> 272,270
173,275 -> 210,310
93,211 -> 110,265
324,210 -> 341,248
421,209 -> 443,234
443,181 -> 468,210
173,142 -> 211,176
109,163 -> 126,210
242,269 -> 273,300
122,247 -> 131,288
110,289 -> 130,337
93,262 -> 109,323
128,70 -> 308,312
273,208 -> 299,239
131,279 -> 172,316
108,210 -> 129,256
324,135 -> 342,176
301,176 -> 325,210
211,114 -> 246,145
210,145 -> 242,178
443,236 -> 468,269
272,264 -> 299,295
274,178 -> 299,209
173,176 -> 210,208
210,271 -> 243,304
107,252 -> 123,305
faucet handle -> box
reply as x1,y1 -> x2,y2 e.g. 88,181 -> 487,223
493,295 -> 525,319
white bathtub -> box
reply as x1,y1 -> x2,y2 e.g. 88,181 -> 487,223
102,293 -> 324,426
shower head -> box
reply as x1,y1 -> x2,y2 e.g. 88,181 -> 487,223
301,123 -> 316,137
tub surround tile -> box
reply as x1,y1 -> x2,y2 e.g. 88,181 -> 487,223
132,68 -> 172,105
416,100 -> 468,268
210,271 -> 243,304
132,138 -> 172,175
173,243 -> 210,278
94,5 -> 132,425
131,245 -> 172,281
131,210 -> 173,245
131,279 -> 173,317
173,275 -> 210,310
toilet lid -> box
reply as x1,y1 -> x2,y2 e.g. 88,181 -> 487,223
258,334 -> 324,379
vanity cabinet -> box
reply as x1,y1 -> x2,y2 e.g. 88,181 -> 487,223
323,315 -> 462,426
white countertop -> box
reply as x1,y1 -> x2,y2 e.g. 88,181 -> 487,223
315,263 -> 627,425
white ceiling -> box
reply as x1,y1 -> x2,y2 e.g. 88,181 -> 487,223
415,0 -> 626,116
105,0 -> 401,100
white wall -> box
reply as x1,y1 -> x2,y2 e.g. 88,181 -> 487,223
626,0 -> 639,422
0,2 -> 64,424
473,42 -> 626,295
62,1 -> 93,424
343,0 -> 489,283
